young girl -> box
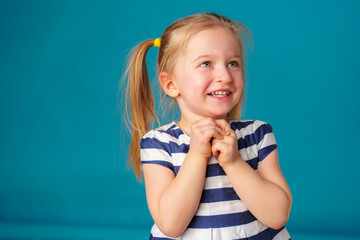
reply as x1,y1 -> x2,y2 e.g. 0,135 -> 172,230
124,13 -> 292,240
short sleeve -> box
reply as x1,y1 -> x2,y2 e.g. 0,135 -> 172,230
140,130 -> 175,172
253,121 -> 277,163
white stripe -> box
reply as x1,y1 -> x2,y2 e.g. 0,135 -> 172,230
151,222 -> 290,240
232,119 -> 268,139
251,120 -> 268,131
233,120 -> 275,147
212,226 -> 247,239
211,220 -> 268,239
150,224 -> 213,239
181,228 -> 211,239
178,133 -> 190,143
244,220 -> 269,237
208,156 -> 218,164
258,132 -> 276,149
195,200 -> 248,216
142,131 -> 181,145
142,123 -> 187,145
204,175 -> 232,190
172,152 -> 187,166
140,148 -> 171,161
239,144 -> 259,161
273,227 -> 290,240
158,122 -> 191,144
150,224 -> 179,239
233,120 -> 256,138
238,132 -> 276,161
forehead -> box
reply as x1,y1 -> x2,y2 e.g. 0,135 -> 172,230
184,26 -> 241,58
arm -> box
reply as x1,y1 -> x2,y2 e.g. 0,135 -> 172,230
212,120 -> 292,229
143,118 -> 225,238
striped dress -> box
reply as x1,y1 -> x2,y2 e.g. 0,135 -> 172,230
140,119 -> 291,240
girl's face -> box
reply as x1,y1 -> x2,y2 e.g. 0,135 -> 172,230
171,26 -> 243,121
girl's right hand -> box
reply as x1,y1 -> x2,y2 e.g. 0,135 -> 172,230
188,118 -> 225,160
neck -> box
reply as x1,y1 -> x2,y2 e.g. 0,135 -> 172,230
177,113 -> 229,136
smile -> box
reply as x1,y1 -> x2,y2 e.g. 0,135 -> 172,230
209,91 -> 230,97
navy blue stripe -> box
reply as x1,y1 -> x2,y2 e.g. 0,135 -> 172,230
206,163 -> 226,177
139,162 -> 180,176
230,120 -> 255,131
234,227 -> 277,240
258,144 -> 277,162
246,157 -> 259,170
141,161 -> 182,176
149,227 -> 287,240
236,227 -> 286,240
174,165 -> 181,175
141,160 -> 174,172
157,123 -> 185,139
149,234 -> 173,240
145,157 -> 260,177
254,123 -> 274,143
200,187 -> 239,203
234,226 -> 286,240
143,158 -> 261,176
141,137 -> 189,155
268,226 -> 285,238
206,158 -> 259,176
237,123 -> 274,150
188,211 -> 256,229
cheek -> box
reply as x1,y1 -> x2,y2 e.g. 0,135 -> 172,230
235,75 -> 244,89
185,72 -> 210,90
238,80 -> 244,90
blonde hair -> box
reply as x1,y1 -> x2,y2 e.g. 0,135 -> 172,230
123,13 -> 251,180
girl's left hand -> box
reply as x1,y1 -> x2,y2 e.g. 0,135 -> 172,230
211,119 -> 241,168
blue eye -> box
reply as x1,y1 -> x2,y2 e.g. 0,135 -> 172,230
200,61 -> 211,67
228,61 -> 239,67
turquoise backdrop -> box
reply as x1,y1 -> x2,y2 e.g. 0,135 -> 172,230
1,0 -> 359,239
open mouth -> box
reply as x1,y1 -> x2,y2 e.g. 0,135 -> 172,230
208,91 -> 231,97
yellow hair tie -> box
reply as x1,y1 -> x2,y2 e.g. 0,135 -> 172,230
154,38 -> 161,47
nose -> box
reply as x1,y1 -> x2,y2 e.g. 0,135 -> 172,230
214,65 -> 232,83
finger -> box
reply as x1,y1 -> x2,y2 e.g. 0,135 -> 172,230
198,121 -> 225,140
211,139 -> 220,156
212,149 -> 220,157
215,119 -> 231,136
211,140 -> 225,156
193,125 -> 224,143
212,126 -> 224,140
219,131 -> 237,147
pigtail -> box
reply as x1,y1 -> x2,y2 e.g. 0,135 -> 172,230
124,39 -> 160,180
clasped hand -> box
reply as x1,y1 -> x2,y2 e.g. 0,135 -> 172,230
188,118 -> 240,168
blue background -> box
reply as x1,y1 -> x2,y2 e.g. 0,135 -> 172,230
1,0 -> 359,239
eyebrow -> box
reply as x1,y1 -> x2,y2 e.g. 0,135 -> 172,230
191,55 -> 215,64
191,54 -> 241,64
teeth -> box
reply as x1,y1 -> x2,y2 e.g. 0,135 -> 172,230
210,91 -> 230,97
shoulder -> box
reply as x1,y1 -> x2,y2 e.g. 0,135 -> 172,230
140,122 -> 188,150
141,122 -> 182,142
140,122 -> 188,171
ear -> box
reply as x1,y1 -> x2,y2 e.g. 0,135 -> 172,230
159,72 -> 180,98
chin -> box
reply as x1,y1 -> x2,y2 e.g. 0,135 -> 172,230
209,113 -> 229,119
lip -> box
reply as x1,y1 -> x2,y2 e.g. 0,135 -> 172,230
207,88 -> 232,94
207,88 -> 233,100
208,88 -> 232,92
